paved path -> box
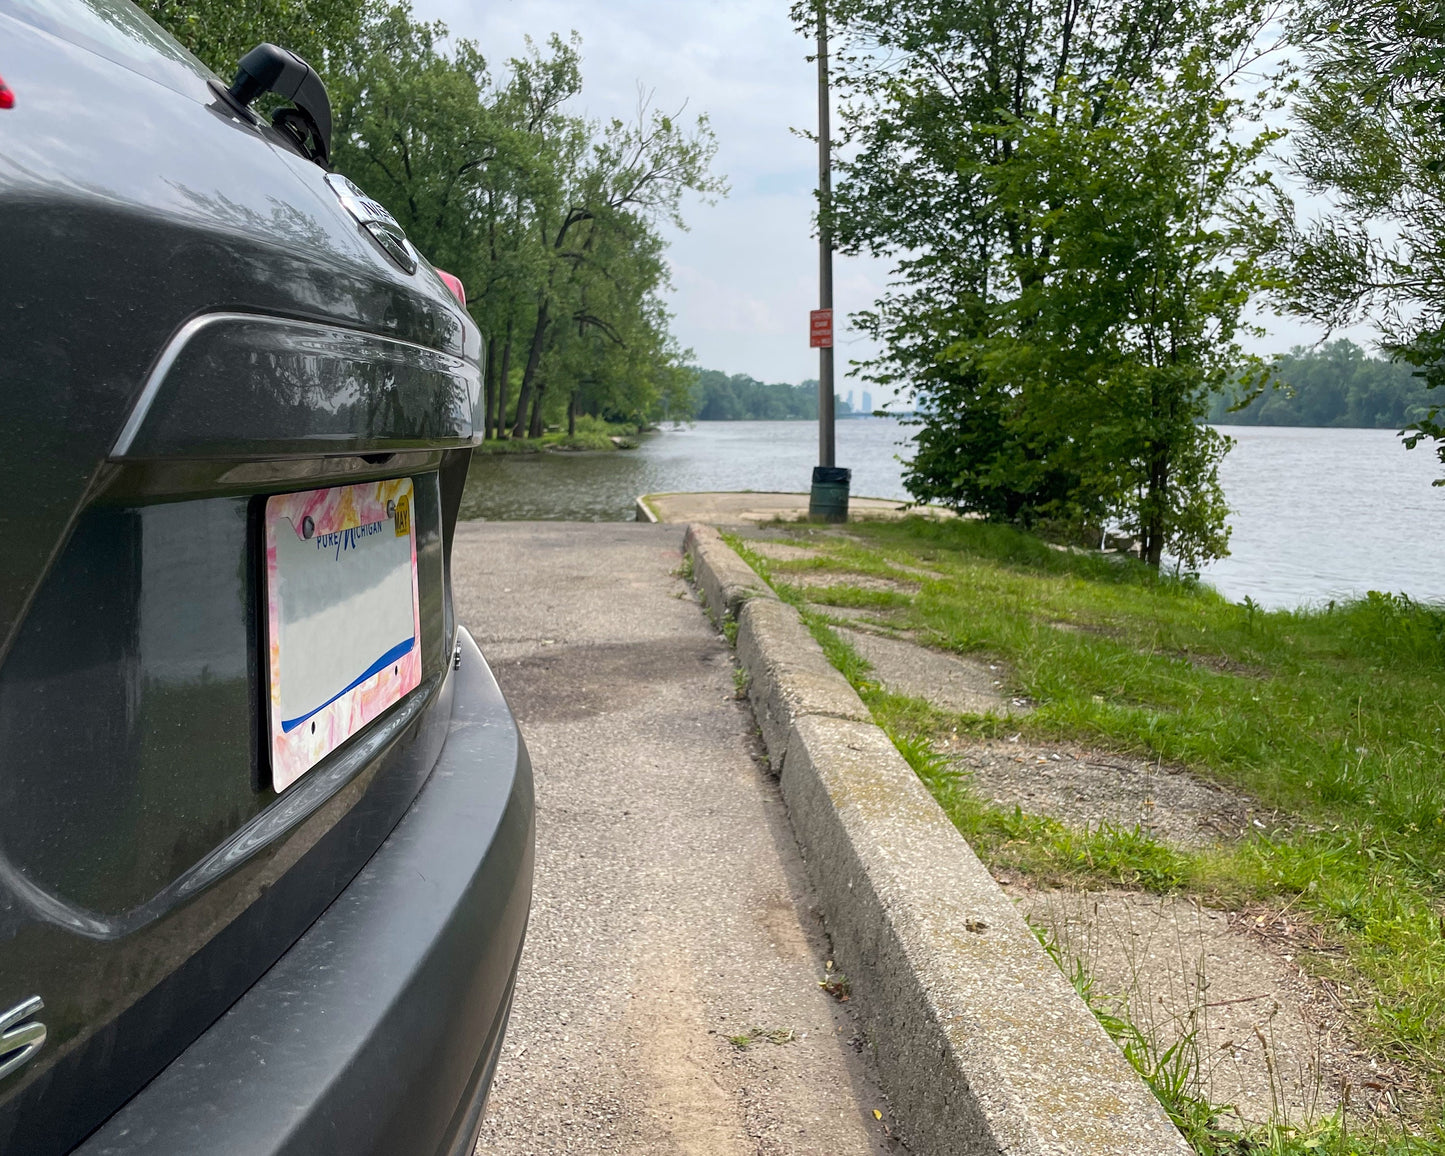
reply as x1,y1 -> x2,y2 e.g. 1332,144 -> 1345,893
453,523 -> 899,1155
638,491 -> 955,525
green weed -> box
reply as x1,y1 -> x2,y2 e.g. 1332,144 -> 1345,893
727,1026 -> 796,1049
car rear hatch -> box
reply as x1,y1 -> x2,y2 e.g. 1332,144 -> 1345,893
0,3 -> 484,1151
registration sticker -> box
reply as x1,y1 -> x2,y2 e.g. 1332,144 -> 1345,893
264,479 -> 421,792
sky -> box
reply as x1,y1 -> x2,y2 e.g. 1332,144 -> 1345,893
417,0 -> 1373,393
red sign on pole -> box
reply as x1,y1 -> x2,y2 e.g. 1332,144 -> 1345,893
809,308 -> 834,348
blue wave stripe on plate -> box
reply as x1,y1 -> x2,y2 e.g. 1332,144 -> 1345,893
281,635 -> 416,733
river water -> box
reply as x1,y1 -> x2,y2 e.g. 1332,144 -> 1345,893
460,419 -> 1445,610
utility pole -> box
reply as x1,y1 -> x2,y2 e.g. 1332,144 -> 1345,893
816,1 -> 834,473
807,0 -> 851,522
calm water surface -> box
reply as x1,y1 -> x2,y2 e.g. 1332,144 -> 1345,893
460,419 -> 1445,610
459,419 -> 912,522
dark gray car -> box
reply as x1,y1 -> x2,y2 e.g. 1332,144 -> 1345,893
0,2 -> 533,1153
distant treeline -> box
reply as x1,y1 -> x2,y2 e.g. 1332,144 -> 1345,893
690,369 -> 855,421
1211,340 -> 1436,428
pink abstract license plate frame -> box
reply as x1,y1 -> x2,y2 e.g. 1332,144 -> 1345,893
264,478 -> 422,792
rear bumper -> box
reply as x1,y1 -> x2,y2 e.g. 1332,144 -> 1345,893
76,627 -> 534,1156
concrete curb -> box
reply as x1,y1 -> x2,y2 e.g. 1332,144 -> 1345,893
634,494 -> 659,523
682,523 -> 772,628
685,529 -> 1191,1156
735,597 -> 872,769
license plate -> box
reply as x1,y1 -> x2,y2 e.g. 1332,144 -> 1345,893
264,479 -> 421,791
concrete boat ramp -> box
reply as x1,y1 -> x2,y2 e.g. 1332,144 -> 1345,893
455,523 -> 897,1155
635,490 -> 954,525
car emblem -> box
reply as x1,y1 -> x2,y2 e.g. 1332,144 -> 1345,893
325,173 -> 418,275
0,996 -> 46,1080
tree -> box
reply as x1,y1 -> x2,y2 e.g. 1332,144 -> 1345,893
329,24 -> 585,439
1209,340 -> 1435,428
689,371 -> 850,420
804,0 -> 1284,565
969,75 -> 1279,566
328,6 -> 498,286
504,93 -> 725,438
145,0 -> 726,440
1278,2 -> 1445,476
137,0 -> 363,79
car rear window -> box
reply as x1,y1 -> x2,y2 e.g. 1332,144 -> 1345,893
0,0 -> 216,94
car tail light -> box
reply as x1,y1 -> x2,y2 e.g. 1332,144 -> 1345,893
0,76 -> 14,110
436,269 -> 466,307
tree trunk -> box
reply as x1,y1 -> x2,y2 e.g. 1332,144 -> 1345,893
483,336 -> 498,439
567,391 -> 577,437
493,320 -> 514,440
528,380 -> 547,439
510,300 -> 550,438
1144,448 -> 1168,569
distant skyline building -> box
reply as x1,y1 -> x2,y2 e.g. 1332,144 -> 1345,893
862,391 -> 873,414
845,390 -> 854,409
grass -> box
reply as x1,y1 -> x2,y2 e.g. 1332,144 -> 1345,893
868,682 -> 1203,897
723,521 -> 1445,1149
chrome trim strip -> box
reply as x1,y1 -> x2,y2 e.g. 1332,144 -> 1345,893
0,996 -> 46,1081
111,312 -> 224,458
0,996 -> 42,1035
111,312 -> 472,459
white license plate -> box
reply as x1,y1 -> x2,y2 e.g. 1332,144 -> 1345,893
264,479 -> 421,791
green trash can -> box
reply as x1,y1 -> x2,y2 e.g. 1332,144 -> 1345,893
808,466 -> 851,523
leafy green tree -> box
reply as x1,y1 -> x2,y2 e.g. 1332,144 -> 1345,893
145,0 -> 723,440
971,76 -> 1278,566
1210,340 -> 1436,428
138,0 -> 363,79
689,371 -> 850,420
505,95 -> 725,437
806,0 -> 1284,566
328,6 -> 496,284
329,23 -> 586,438
1277,1 -> 1445,474
545,218 -> 691,432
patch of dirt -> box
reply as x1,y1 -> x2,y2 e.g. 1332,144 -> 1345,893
780,570 -> 920,595
617,929 -> 900,1156
625,950 -> 756,1156
836,627 -> 1019,716
742,540 -> 825,564
940,736 -> 1275,848
1173,648 -> 1271,679
879,560 -> 943,579
725,524 -> 837,545
807,602 -> 912,629
753,892 -> 815,964
746,526 -> 943,580
1047,620 -> 1124,639
1011,888 -> 1403,1127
